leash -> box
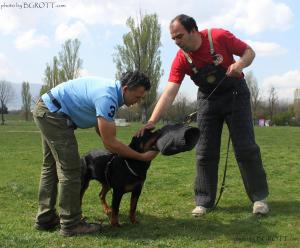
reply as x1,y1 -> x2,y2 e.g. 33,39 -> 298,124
212,89 -> 237,209
212,128 -> 231,209
184,76 -> 228,124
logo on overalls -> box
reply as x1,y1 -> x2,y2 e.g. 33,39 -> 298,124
206,53 -> 224,84
213,53 -> 223,66
207,74 -> 217,83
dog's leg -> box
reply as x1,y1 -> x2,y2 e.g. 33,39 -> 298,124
111,190 -> 123,227
80,182 -> 90,206
99,184 -> 112,215
80,179 -> 90,219
129,184 -> 143,224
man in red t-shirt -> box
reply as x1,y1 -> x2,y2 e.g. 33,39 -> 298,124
138,14 -> 269,216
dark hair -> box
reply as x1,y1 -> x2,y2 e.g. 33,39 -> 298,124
120,71 -> 151,91
171,14 -> 198,33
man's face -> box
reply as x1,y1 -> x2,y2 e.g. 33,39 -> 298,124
123,85 -> 147,107
170,20 -> 196,52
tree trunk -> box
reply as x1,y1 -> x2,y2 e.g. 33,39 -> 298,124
1,112 -> 4,125
25,111 -> 29,121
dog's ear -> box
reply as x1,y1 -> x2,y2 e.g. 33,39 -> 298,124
129,130 -> 155,152
129,136 -> 141,151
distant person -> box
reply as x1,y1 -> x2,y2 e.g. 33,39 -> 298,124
33,71 -> 158,236
138,14 -> 269,216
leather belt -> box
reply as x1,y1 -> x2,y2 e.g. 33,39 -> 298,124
47,91 -> 61,111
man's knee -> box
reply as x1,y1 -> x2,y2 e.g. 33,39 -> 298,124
196,147 -> 220,166
57,164 -> 81,183
235,144 -> 261,161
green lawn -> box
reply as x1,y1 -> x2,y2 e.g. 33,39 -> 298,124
0,115 -> 299,248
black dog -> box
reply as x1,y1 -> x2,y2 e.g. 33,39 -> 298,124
80,130 -> 160,227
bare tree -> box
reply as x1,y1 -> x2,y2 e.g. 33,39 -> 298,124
40,56 -> 62,95
0,80 -> 14,125
245,71 -> 261,123
162,94 -> 196,123
294,88 -> 300,120
59,39 -> 83,81
268,86 -> 278,123
40,39 -> 83,96
21,81 -> 32,121
114,13 -> 163,122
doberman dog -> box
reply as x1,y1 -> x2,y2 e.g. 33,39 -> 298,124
80,130 -> 160,227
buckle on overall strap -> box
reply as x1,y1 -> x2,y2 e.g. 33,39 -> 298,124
47,91 -> 61,110
208,28 -> 224,66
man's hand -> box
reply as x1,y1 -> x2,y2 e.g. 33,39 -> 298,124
98,117 -> 159,161
227,46 -> 255,77
135,121 -> 156,137
226,61 -> 243,77
139,150 -> 159,161
135,82 -> 180,137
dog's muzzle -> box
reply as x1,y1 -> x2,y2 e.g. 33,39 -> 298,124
156,124 -> 200,155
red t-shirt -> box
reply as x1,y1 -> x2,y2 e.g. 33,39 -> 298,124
168,28 -> 248,84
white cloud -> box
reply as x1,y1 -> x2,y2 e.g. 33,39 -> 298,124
77,69 -> 117,80
15,29 -> 49,50
234,0 -> 292,35
58,0 -> 136,26
199,0 -> 293,35
78,68 -> 90,77
0,9 -> 20,35
55,21 -> 89,43
245,40 -> 287,57
1,0 -> 294,39
0,0 -> 297,87
0,53 -> 12,78
261,70 -> 300,101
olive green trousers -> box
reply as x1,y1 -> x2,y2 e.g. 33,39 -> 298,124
33,100 -> 81,229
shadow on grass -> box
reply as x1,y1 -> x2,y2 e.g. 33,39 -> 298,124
92,200 -> 299,246
81,207 -> 262,244
99,214 -> 273,246
217,200 -> 300,217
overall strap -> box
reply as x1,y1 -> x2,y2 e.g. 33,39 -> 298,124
182,50 -> 198,74
207,28 -> 215,57
208,29 -> 220,66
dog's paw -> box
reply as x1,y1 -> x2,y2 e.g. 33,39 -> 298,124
104,207 -> 112,215
129,216 -> 139,224
110,216 -> 121,227
110,222 -> 121,228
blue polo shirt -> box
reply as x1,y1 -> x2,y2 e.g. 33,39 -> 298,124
41,77 -> 124,128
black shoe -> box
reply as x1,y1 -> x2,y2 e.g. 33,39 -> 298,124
60,220 -> 101,237
35,215 -> 60,231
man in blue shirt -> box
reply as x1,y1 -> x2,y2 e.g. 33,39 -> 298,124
33,71 -> 158,236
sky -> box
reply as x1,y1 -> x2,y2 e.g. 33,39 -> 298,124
0,0 -> 299,103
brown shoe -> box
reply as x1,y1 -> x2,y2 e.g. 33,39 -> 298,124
60,220 -> 101,237
35,215 -> 60,231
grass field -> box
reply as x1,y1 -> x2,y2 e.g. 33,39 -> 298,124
0,115 -> 299,248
